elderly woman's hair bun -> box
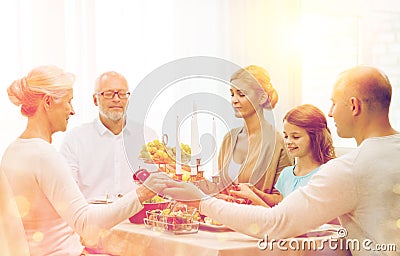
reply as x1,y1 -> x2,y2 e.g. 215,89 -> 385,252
7,65 -> 75,116
7,77 -> 28,107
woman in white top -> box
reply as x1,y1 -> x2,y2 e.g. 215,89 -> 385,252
0,170 -> 30,255
1,65 -> 169,255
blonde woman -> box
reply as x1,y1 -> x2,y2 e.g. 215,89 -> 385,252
214,65 -> 292,206
1,65 -> 169,255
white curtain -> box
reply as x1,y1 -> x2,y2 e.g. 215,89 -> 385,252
0,0 -> 301,155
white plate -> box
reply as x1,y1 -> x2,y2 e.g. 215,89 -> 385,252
89,198 -> 114,204
199,222 -> 232,232
295,224 -> 342,238
295,230 -> 336,238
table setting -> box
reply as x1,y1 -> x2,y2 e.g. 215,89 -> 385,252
100,109 -> 350,255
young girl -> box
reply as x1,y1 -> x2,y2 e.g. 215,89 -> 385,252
231,104 -> 335,206
275,104 -> 335,197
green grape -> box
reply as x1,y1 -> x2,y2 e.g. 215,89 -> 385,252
145,195 -> 165,203
162,208 -> 171,215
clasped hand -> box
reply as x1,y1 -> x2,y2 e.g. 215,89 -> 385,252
144,174 -> 258,206
139,172 -> 206,209
226,183 -> 256,204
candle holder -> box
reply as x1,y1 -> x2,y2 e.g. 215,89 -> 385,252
195,158 -> 204,180
211,175 -> 220,184
174,173 -> 183,181
161,162 -> 168,173
189,174 -> 198,182
197,170 -> 204,180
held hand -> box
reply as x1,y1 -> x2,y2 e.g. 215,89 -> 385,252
220,183 -> 239,195
230,183 -> 271,207
229,183 -> 256,202
163,180 -> 205,200
162,181 -> 206,209
137,172 -> 172,203
143,172 -> 172,194
216,193 -> 237,202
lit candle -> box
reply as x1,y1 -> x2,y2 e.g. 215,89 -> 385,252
190,103 -> 200,176
212,117 -> 217,176
175,116 -> 182,175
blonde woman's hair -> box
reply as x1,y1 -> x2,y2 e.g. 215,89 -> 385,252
230,65 -> 278,109
7,65 -> 75,117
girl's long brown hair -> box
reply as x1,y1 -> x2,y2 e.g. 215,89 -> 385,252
284,104 -> 335,164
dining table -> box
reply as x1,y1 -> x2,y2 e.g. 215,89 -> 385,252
98,220 -> 351,256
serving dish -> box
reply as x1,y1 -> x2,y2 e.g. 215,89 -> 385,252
129,200 -> 170,224
143,210 -> 199,235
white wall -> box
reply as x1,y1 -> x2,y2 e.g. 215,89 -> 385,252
1,0 -> 399,158
0,0 -> 302,163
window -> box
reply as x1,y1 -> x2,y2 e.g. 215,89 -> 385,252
301,1 -> 400,147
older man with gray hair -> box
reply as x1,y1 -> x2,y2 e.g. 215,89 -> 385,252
61,71 -> 157,203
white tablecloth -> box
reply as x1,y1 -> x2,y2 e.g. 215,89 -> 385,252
99,222 -> 351,256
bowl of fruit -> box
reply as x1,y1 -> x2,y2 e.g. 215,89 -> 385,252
129,195 -> 170,224
138,139 -> 191,166
144,202 -> 200,234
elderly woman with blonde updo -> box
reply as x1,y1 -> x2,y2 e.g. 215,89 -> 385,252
210,65 -> 292,207
1,65 -> 170,255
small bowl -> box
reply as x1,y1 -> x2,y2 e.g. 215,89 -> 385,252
129,201 -> 170,224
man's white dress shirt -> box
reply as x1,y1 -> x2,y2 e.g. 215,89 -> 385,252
60,118 -> 157,202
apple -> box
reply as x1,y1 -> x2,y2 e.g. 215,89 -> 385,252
133,168 -> 150,183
